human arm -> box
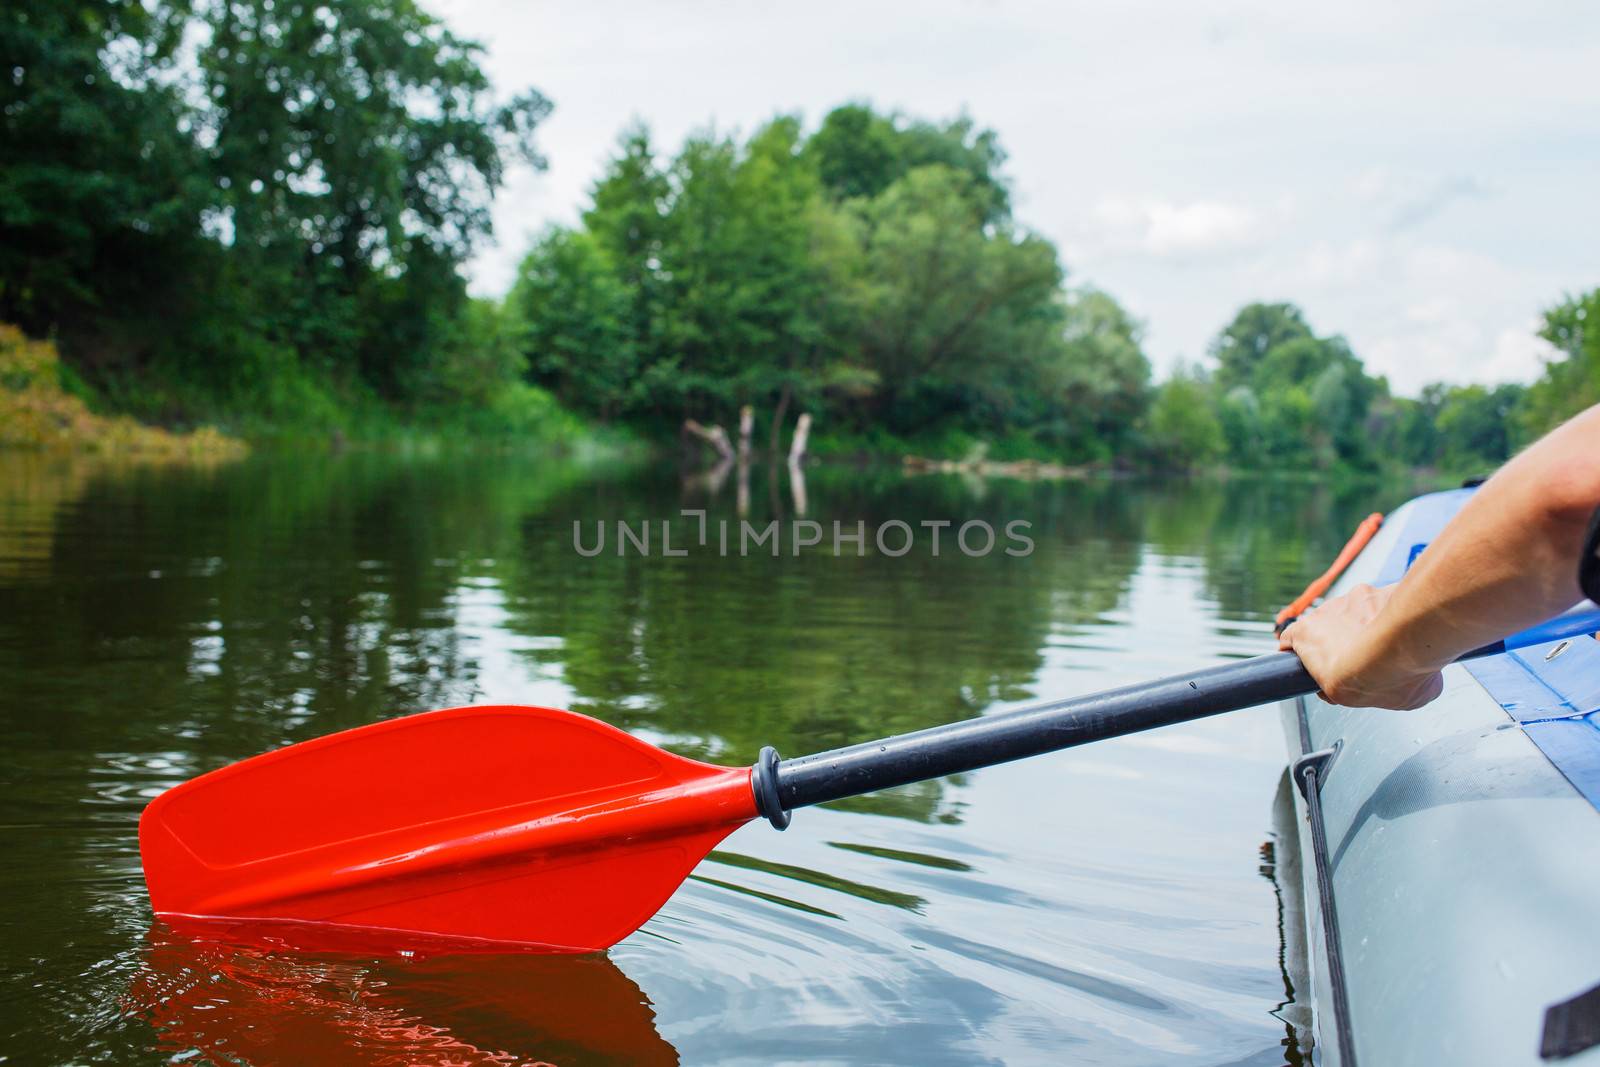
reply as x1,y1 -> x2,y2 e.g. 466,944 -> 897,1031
1278,404 -> 1600,710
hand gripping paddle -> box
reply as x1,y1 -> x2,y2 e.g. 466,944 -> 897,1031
141,603 -> 1600,954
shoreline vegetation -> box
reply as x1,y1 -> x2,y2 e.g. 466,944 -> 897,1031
3,2 -> 1596,477
0,326 -> 245,461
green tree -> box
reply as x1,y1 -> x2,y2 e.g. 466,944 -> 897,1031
1,0 -> 553,421
806,104 -> 1011,223
1217,385 -> 1262,458
846,165 -> 1062,432
1146,372 -> 1224,470
1210,303 -> 1314,391
584,124 -> 669,351
1257,386 -> 1318,466
632,116 -> 843,422
803,104 -> 902,203
1518,289 -> 1600,440
714,117 -> 831,406
190,0 -> 550,398
508,109 -> 1160,459
1058,292 -> 1151,427
1206,303 -> 1383,470
431,297 -> 526,407
651,129 -> 774,414
1370,389 -> 1439,467
1435,383 -> 1524,472
1022,290 -> 1151,459
0,0 -> 204,349
508,107 -> 1152,460
509,229 -> 637,420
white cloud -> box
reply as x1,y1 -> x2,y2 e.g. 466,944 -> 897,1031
1081,197 -> 1263,259
1485,325 -> 1562,384
1354,167 -> 1494,231
1265,239 -> 1567,393
435,0 -> 1600,393
1299,239 -> 1382,286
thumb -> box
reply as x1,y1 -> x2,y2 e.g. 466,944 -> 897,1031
1403,672 -> 1445,711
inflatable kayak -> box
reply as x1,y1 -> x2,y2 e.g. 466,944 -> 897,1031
1277,488 -> 1600,1066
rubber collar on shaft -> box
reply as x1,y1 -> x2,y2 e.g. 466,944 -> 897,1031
751,746 -> 791,830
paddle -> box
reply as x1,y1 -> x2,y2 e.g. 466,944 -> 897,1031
140,602 -> 1600,955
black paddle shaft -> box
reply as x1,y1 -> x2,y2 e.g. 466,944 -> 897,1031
759,651 -> 1317,819
747,597 -> 1600,826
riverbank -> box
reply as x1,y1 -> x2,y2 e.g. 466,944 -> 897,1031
0,326 -> 245,461
805,425 -> 1467,485
1,320 -> 1486,489
0,323 -> 641,462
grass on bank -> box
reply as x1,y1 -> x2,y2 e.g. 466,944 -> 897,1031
0,325 -> 246,460
97,364 -> 637,457
1,323 -> 642,461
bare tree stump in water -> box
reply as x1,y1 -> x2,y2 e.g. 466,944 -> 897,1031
789,459 -> 808,516
788,412 -> 812,466
682,454 -> 734,497
770,384 -> 792,457
682,419 -> 734,462
738,405 -> 754,461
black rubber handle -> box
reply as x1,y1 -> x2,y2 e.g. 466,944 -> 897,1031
770,651 -> 1316,813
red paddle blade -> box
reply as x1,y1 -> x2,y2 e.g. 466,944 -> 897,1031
139,705 -> 758,953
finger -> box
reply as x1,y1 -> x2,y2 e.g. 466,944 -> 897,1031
1277,622 -> 1302,652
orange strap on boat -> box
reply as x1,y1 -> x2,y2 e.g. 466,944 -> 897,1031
1274,512 -> 1384,633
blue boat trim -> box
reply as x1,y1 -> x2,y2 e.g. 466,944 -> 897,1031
1465,646 -> 1600,814
1370,487 -> 1475,587
1465,652 -> 1582,722
1378,489 -> 1600,814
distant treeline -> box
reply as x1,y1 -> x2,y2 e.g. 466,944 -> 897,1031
3,1 -> 1595,467
510,111 -> 1598,474
1146,297 -> 1598,474
507,108 -> 1148,463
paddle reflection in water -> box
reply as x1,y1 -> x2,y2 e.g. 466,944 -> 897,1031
125,921 -> 678,1066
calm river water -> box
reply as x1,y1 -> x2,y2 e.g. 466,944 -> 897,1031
0,451 -> 1421,1065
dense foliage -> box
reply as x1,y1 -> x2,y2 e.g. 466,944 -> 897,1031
1144,297 -> 1598,476
507,107 -> 1151,462
2,0 -> 548,427
0,324 -> 243,456
508,106 -> 1598,474
2,0 -> 1593,468
1520,289 -> 1600,441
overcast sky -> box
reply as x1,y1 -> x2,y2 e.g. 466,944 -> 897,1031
432,0 -> 1600,395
